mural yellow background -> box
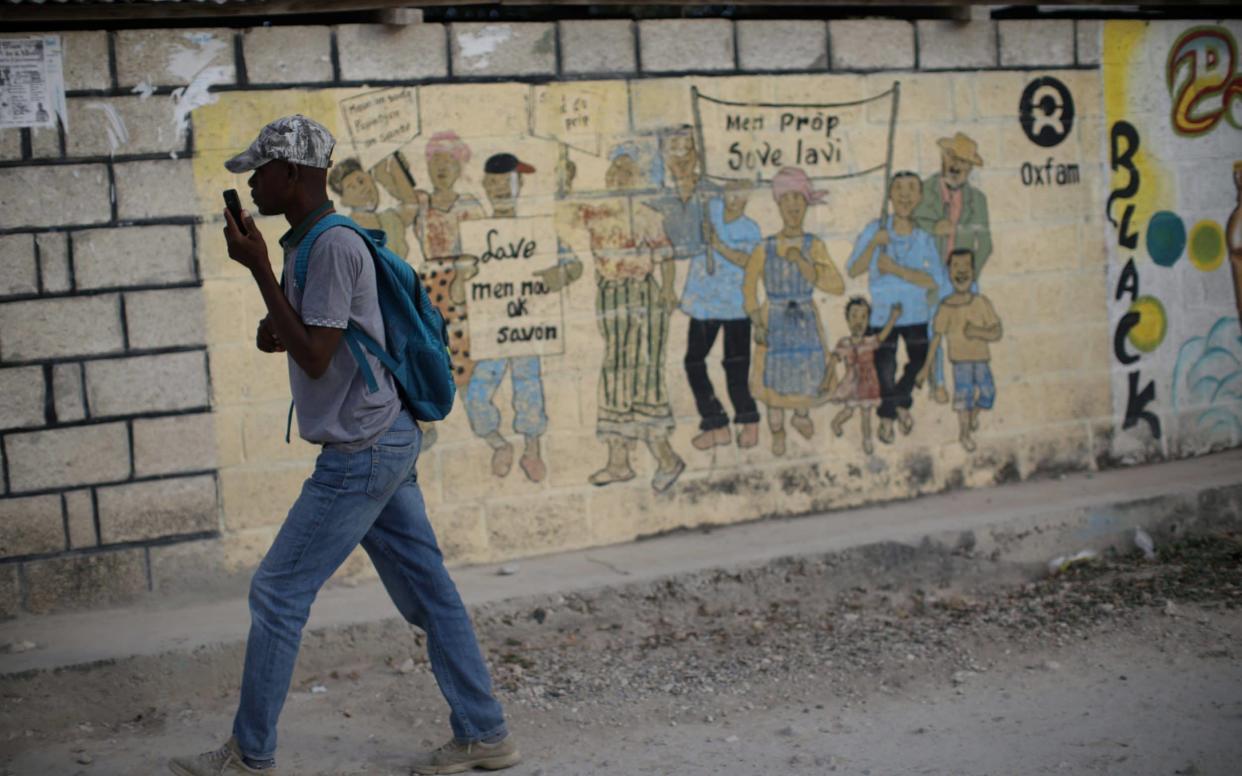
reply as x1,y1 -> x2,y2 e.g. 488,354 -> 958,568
192,69 -> 1108,576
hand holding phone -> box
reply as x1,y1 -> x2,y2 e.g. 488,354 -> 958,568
223,189 -> 247,235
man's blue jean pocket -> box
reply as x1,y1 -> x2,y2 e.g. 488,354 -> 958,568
367,434 -> 418,499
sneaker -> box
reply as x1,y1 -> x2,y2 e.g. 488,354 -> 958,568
168,738 -> 273,775
411,736 -> 521,775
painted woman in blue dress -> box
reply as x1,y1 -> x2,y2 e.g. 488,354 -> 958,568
742,167 -> 846,456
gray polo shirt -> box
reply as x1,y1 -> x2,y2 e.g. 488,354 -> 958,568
282,225 -> 401,452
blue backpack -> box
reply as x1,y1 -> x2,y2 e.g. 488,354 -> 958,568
286,214 -> 455,440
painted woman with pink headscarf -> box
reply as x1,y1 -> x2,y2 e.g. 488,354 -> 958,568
413,131 -> 487,387
742,167 -> 845,456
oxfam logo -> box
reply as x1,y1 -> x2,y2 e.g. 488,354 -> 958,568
1018,77 -> 1075,148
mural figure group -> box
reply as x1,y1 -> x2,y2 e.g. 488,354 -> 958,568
329,84 -> 1007,493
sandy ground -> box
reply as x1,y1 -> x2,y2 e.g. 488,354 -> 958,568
2,535 -> 1240,776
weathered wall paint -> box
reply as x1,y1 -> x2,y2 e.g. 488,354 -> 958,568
191,68 -> 1109,576
1103,20 -> 1242,462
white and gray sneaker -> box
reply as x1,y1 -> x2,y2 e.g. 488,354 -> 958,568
410,736 -> 521,774
168,737 -> 274,775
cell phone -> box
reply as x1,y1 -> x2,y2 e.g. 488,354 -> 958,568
223,189 -> 247,235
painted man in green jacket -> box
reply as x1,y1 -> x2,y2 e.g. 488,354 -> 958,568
913,132 -> 993,404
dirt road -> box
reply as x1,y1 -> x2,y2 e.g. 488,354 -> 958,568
3,535 -> 1240,775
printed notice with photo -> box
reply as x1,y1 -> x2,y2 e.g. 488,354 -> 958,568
0,36 -> 65,130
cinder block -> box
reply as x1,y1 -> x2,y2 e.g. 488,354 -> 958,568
0,565 -> 18,618
484,492 -> 591,557
30,125 -> 60,159
97,474 -> 217,544
73,226 -> 195,290
432,504 -> 490,564
149,537 -> 247,598
65,96 -> 186,157
0,295 -> 123,361
115,29 -> 237,89
219,464 -> 309,532
830,20 -> 915,71
917,20 -> 998,69
0,495 -> 64,557
559,20 -> 635,75
35,232 -> 71,293
4,422 -> 130,492
60,31 -> 113,91
999,20 -> 1075,67
0,164 -> 111,229
113,159 -> 197,220
65,489 -> 97,549
86,351 -> 210,417
0,32 -> 104,91
53,363 -> 86,423
1076,20 -> 1101,66
0,234 -> 38,297
0,128 -> 21,161
23,548 -> 148,614
0,367 -> 45,431
124,288 -> 207,350
243,25 -> 333,84
639,19 -> 734,73
737,21 -> 827,71
132,412 -> 217,477
336,23 -> 447,81
451,23 -> 556,77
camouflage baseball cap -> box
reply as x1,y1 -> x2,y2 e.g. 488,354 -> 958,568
224,114 -> 335,173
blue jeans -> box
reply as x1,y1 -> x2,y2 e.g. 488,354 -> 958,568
952,361 -> 996,411
232,411 -> 507,761
464,356 -> 548,439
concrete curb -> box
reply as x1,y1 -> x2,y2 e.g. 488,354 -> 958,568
2,449 -> 1238,681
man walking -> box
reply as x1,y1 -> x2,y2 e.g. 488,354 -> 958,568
168,115 -> 518,775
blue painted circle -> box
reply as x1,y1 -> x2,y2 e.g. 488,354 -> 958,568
1146,211 -> 1186,267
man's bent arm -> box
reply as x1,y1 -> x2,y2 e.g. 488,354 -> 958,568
251,263 -> 344,379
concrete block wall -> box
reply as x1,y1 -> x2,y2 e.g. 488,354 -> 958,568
0,30 -> 219,616
1,16 -> 1233,616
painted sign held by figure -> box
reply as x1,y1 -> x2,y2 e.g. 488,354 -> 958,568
339,87 -> 421,170
462,217 -> 565,360
693,85 -> 898,181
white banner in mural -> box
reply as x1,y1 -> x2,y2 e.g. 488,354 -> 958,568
0,36 -> 65,130
692,84 -> 898,182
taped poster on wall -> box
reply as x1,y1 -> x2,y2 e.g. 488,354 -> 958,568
0,36 -> 65,131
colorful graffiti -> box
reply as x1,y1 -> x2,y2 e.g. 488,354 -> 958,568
1166,26 -> 1242,137
1106,20 -> 1242,457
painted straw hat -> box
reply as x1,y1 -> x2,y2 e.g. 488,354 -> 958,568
936,132 -> 984,166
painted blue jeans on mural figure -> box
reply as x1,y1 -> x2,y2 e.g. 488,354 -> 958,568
464,356 -> 548,439
930,281 -> 978,391
952,361 -> 996,412
232,411 -> 507,762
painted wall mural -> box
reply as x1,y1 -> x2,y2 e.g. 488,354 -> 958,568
191,66 -> 1111,565
1105,20 -> 1242,461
